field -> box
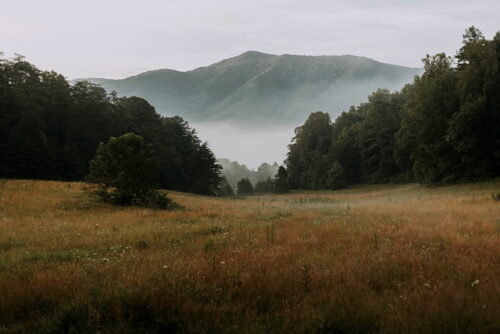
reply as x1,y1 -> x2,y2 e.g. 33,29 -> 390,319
0,180 -> 499,333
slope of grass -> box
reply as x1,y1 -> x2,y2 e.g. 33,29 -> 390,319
0,180 -> 499,333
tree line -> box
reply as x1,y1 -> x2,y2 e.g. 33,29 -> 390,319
0,54 -> 222,195
217,158 -> 279,188
234,166 -> 289,195
286,27 -> 500,189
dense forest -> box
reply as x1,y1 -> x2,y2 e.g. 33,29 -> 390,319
0,54 -> 222,195
286,27 -> 500,188
1,27 -> 498,195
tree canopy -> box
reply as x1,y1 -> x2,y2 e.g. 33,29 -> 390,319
0,56 -> 222,195
286,27 -> 500,189
273,166 -> 290,193
86,133 -> 169,208
237,178 -> 254,195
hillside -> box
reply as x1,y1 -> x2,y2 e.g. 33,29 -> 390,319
83,51 -> 421,125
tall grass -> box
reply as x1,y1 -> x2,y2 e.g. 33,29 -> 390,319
0,180 -> 499,333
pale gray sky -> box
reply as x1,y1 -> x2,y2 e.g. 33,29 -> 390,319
1,0 -> 499,79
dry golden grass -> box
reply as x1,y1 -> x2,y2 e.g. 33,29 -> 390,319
0,179 -> 499,333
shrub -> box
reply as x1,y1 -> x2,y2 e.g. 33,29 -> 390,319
86,133 -> 171,209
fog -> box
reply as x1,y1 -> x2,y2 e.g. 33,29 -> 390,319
192,122 -> 296,169
190,75 -> 419,168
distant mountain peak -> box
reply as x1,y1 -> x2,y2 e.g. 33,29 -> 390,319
236,50 -> 275,59
85,52 -> 422,126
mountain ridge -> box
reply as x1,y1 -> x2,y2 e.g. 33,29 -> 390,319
80,51 -> 422,125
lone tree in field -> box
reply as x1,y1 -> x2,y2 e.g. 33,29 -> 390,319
86,133 -> 170,208
237,178 -> 254,195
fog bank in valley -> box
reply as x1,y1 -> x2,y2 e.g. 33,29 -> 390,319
190,75 -> 418,169
192,122 -> 295,169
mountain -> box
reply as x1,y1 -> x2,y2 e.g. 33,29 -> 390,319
82,51 -> 421,125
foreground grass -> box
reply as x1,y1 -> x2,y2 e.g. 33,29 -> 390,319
0,180 -> 499,333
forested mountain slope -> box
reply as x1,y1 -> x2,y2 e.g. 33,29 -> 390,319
84,51 -> 421,125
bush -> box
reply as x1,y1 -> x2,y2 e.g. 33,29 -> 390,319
86,133 -> 171,209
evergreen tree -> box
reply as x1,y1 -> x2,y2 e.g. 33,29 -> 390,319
237,178 -> 254,195
274,166 -> 289,193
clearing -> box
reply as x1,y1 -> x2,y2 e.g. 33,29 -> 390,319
0,180 -> 499,333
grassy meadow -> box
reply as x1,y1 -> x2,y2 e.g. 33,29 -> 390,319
0,179 -> 499,333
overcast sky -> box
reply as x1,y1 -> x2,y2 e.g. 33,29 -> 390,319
2,0 -> 499,79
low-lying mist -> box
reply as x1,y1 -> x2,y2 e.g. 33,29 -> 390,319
190,76 -> 416,169
192,122 -> 295,169
83,53 -> 421,171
